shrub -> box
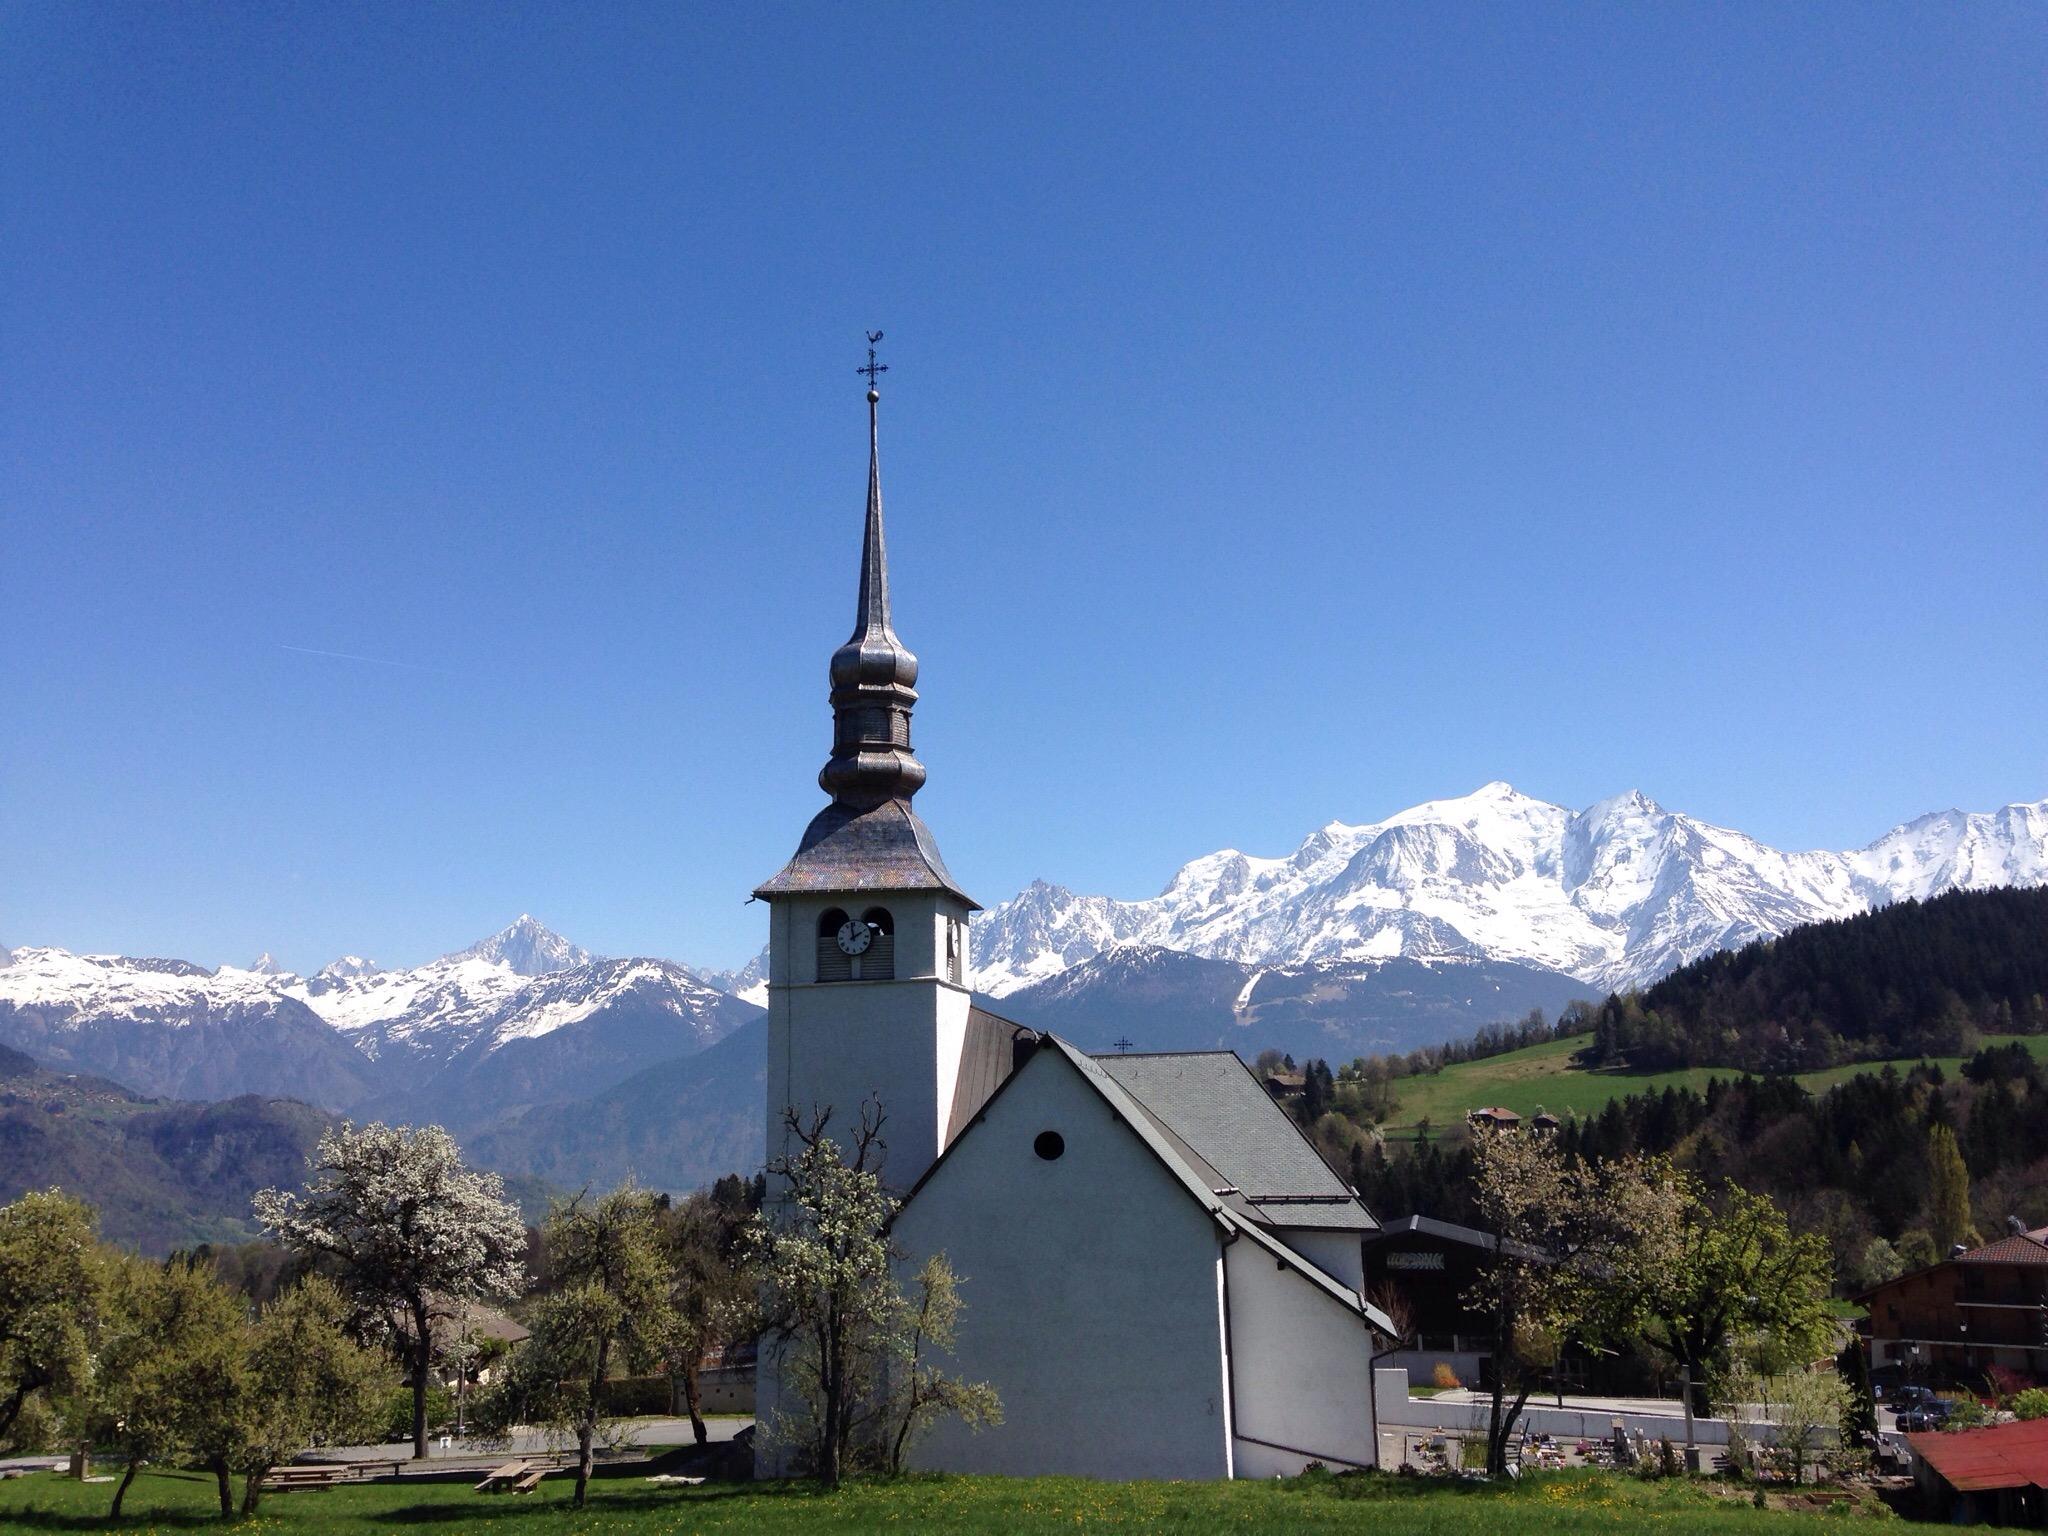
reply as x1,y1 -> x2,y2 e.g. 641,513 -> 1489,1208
379,1385 -> 454,1443
1431,1362 -> 1461,1390
2012,1388 -> 2048,1422
1942,1397 -> 1992,1431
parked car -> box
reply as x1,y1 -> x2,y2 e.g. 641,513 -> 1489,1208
1896,1401 -> 1955,1433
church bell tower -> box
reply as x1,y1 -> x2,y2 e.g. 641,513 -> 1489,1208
753,350 -> 979,1192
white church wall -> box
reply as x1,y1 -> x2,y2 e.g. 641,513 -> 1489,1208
891,1049 -> 1234,1481
1223,1236 -> 1379,1476
1273,1227 -> 1366,1293
753,1331 -> 793,1476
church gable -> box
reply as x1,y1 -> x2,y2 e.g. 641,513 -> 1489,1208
890,1040 -> 1234,1480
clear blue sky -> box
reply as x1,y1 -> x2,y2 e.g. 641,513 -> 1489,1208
4,4 -> 2043,973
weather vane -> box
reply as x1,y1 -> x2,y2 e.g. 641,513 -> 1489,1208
858,330 -> 888,393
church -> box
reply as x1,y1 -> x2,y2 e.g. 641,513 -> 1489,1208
750,370 -> 1395,1481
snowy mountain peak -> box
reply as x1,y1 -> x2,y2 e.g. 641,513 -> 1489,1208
317,955 -> 381,983
447,915 -> 592,977
969,788 -> 2048,998
247,952 -> 286,976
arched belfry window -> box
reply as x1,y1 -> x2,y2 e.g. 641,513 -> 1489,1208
814,906 -> 894,982
816,908 -> 852,983
860,907 -> 895,980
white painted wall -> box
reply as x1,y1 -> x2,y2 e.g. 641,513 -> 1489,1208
891,1049 -> 1234,1481
1274,1227 -> 1366,1293
1223,1236 -> 1379,1476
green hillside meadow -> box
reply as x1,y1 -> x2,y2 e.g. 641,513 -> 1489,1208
0,1466 -> 1889,1533
1380,1032 -> 2048,1138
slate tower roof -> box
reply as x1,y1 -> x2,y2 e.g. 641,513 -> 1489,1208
756,376 -> 975,906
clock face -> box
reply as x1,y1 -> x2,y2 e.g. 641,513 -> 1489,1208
836,919 -> 873,956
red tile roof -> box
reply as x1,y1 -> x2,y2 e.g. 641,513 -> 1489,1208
1956,1233 -> 2048,1266
1909,1419 -> 2048,1493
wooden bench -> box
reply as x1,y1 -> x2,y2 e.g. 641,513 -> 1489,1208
508,1467 -> 547,1495
266,1465 -> 351,1492
474,1460 -> 530,1493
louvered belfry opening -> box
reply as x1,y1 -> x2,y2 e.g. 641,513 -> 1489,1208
860,907 -> 895,980
945,917 -> 965,985
814,906 -> 895,981
816,908 -> 852,982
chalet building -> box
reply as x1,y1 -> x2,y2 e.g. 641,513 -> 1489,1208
1466,1106 -> 1521,1129
1362,1216 -> 1637,1396
1859,1225 -> 2048,1382
1362,1216 -> 1504,1387
750,376 -> 1394,1480
391,1302 -> 530,1390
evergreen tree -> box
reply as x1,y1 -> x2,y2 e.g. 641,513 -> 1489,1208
1926,1123 -> 1978,1253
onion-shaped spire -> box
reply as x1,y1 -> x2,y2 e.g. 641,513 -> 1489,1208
820,383 -> 927,809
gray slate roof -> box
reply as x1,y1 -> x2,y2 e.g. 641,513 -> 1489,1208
1094,1052 -> 1377,1233
946,1006 -> 1035,1144
1366,1214 -> 1546,1263
753,797 -> 976,907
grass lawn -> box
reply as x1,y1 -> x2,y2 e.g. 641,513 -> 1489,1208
1380,1032 -> 2048,1138
0,1466 -> 1888,1533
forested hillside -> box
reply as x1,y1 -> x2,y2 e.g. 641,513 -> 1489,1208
1582,885 -> 2048,1073
1354,1041 -> 2048,1293
0,1042 -> 333,1251
1263,888 -> 2048,1291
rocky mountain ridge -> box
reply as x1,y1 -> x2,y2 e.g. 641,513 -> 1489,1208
0,918 -> 758,1127
968,784 -> 2048,997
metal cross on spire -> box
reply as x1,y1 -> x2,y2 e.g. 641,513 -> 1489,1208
858,330 -> 888,393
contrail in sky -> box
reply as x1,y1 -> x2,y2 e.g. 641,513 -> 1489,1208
278,643 -> 455,677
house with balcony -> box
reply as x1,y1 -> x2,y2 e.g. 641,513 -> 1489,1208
1859,1225 -> 2048,1384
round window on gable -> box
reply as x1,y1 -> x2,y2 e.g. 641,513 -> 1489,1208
1033,1131 -> 1065,1161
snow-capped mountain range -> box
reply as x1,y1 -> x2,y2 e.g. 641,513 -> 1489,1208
0,916 -> 755,1118
2,785 -> 2044,1201
2,785 -> 2042,1128
968,784 -> 2048,997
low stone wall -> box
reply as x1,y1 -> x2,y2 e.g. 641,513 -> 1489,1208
1375,1367 -> 1764,1450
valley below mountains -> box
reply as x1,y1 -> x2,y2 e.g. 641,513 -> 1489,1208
2,784 -> 2043,1245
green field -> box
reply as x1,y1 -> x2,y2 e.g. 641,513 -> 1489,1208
0,1466 -> 1886,1533
1381,1032 -> 2048,1138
